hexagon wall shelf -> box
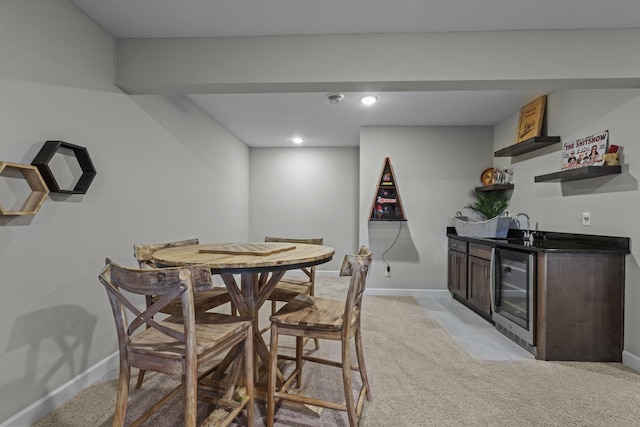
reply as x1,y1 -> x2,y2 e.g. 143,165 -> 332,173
31,140 -> 96,194
0,161 -> 49,215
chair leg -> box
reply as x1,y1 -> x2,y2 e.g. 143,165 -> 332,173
309,286 -> 320,350
113,359 -> 130,427
134,369 -> 146,389
244,326 -> 254,426
355,328 -> 372,401
295,336 -> 304,387
309,281 -> 320,350
267,324 -> 279,427
342,339 -> 357,427
183,366 -> 197,427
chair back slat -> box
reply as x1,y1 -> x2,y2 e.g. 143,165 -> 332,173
111,258 -> 213,295
264,237 -> 323,282
134,239 -> 214,292
339,245 -> 371,277
264,237 -> 323,245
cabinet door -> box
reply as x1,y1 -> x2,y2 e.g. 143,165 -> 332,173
468,255 -> 491,317
448,250 -> 467,299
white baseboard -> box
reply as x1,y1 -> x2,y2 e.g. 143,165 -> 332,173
622,350 -> 640,373
318,270 -> 450,298
1,352 -> 119,427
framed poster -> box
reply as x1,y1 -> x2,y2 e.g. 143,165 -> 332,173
561,130 -> 609,170
516,95 -> 547,143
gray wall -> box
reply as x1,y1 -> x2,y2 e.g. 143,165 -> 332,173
359,127 -> 494,290
0,1 -> 249,422
249,147 -> 359,270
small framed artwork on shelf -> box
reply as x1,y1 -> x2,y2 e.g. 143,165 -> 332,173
561,130 -> 609,170
516,95 -> 546,143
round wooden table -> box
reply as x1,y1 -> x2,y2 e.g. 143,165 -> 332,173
152,242 -> 334,392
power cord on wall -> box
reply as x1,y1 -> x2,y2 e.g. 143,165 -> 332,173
382,221 -> 402,276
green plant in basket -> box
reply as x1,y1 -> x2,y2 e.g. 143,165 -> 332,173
466,188 -> 509,220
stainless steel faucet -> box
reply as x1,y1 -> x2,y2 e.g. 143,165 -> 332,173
515,213 -> 534,241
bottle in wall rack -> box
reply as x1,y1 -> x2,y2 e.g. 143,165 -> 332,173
369,157 -> 407,221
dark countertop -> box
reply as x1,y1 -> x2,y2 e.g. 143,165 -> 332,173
446,227 -> 630,254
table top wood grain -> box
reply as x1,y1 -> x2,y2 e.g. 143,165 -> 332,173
152,242 -> 334,273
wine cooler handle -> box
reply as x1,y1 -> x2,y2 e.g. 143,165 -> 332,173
490,248 -> 497,311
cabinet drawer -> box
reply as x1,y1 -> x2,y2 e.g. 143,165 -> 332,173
469,243 -> 492,260
448,238 -> 467,253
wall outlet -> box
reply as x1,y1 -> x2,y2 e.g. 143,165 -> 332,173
581,212 -> 591,226
385,265 -> 391,277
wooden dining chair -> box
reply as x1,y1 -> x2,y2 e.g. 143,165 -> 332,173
133,238 -> 235,388
267,246 -> 373,427
99,259 -> 254,427
262,236 -> 323,348
263,236 -> 323,307
134,238 -> 234,315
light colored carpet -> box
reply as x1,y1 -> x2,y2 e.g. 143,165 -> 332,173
34,277 -> 640,426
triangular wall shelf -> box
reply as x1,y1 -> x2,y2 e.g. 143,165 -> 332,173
369,157 -> 407,221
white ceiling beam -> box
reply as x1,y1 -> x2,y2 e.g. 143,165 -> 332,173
115,29 -> 640,95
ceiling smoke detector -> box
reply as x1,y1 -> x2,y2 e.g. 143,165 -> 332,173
327,93 -> 344,104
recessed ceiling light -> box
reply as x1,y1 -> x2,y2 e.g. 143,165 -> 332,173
360,95 -> 378,106
292,137 -> 303,144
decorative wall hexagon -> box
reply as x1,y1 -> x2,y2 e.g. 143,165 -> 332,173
0,161 -> 49,215
31,141 -> 97,194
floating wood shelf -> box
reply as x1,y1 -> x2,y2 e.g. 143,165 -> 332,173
475,184 -> 514,192
494,136 -> 561,157
534,166 -> 622,182
369,157 -> 407,221
31,140 -> 97,194
0,161 -> 49,215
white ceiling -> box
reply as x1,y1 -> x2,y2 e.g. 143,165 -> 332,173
69,0 -> 640,147
188,91 -> 547,148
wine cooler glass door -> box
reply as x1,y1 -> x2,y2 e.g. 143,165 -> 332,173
493,248 -> 535,348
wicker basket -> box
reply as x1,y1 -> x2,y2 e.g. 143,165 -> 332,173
452,216 -> 512,238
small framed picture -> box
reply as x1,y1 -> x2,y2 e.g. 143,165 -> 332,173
516,95 -> 547,143
561,130 -> 609,170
